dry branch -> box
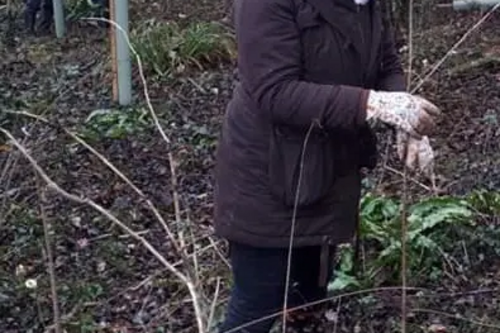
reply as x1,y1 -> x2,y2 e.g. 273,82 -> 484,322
401,0 -> 415,331
82,16 -> 198,284
36,176 -> 62,333
0,128 -> 206,333
410,2 -> 500,92
6,14 -> 221,332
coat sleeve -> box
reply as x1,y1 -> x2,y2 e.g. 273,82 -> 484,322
375,18 -> 407,92
234,0 -> 369,130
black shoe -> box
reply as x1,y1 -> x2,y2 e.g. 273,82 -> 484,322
39,1 -> 54,33
24,10 -> 37,34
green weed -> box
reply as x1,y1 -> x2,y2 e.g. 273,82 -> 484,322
65,0 -> 107,22
131,20 -> 236,78
78,106 -> 153,141
329,191 -> 499,292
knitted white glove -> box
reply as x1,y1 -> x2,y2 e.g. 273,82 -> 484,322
366,91 -> 441,138
396,130 -> 435,176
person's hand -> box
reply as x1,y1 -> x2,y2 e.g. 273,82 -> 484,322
366,91 -> 441,139
396,130 -> 435,176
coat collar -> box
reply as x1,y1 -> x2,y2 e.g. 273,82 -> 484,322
305,0 -> 382,80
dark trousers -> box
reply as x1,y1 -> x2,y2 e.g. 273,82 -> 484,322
218,241 -> 335,333
24,0 -> 110,33
24,0 -> 53,32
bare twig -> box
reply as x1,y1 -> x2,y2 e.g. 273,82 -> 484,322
410,2 -> 500,93
43,304 -> 81,333
411,308 -> 500,330
223,286 -> 425,333
207,276 -> 222,331
0,129 -> 206,333
401,0 -> 415,331
70,132 -> 184,252
0,147 -> 21,223
36,176 -> 61,333
9,13 -> 210,329
281,121 -> 316,333
208,236 -> 230,269
82,15 -> 194,291
224,284 -> 500,333
4,109 -> 184,254
1,46 -> 106,224
172,240 -> 224,269
400,130 -> 409,333
384,165 -> 433,191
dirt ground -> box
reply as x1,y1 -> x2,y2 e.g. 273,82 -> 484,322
1,1 -> 500,332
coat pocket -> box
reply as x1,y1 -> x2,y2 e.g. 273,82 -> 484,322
268,126 -> 336,208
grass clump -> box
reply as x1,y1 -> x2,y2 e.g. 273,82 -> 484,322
131,19 -> 236,78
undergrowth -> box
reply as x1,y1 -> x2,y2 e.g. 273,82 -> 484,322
330,190 -> 500,292
1,182 -> 499,331
1,2 -> 500,332
79,105 -> 153,141
131,19 -> 236,78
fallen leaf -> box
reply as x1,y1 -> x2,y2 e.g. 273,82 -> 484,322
428,324 -> 447,333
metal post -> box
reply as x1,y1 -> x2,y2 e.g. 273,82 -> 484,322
52,0 -> 65,38
109,0 -> 118,102
113,0 -> 132,105
453,0 -> 500,10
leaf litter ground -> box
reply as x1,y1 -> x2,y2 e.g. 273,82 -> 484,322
0,2 -> 499,333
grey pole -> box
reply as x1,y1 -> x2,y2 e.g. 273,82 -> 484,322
52,0 -> 65,38
453,0 -> 500,10
114,0 -> 132,105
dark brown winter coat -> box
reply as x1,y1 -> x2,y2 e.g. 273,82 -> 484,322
213,0 -> 406,248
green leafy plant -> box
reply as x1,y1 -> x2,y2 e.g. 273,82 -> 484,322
79,106 -> 152,141
328,244 -> 361,291
65,0 -> 107,22
329,194 -> 475,291
467,190 -> 500,216
131,20 -> 236,78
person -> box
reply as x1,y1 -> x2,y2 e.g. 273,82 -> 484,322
23,0 -> 110,35
24,0 -> 53,34
213,0 -> 441,332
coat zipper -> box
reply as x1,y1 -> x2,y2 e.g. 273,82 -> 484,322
357,4 -> 366,84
